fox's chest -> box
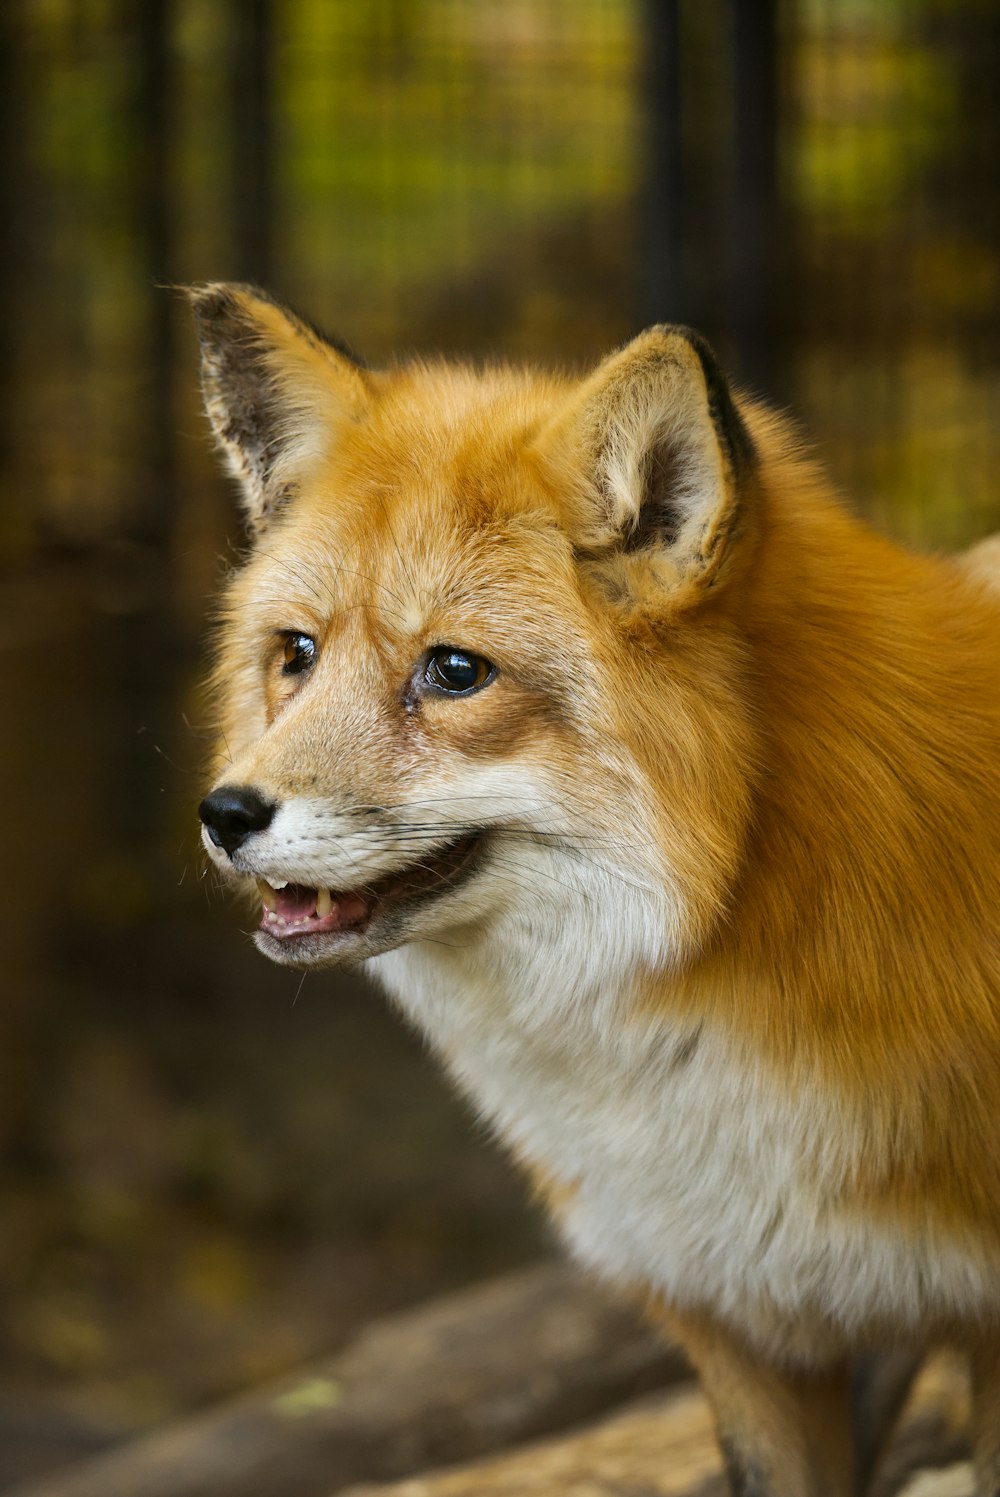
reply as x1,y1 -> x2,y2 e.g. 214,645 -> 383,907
374,945 -> 1000,1359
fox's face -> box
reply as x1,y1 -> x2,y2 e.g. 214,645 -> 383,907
193,287 -> 758,977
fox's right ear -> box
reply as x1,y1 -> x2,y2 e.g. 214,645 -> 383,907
187,283 -> 370,531
534,325 -> 757,607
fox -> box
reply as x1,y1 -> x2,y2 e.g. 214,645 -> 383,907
189,282 -> 1000,1496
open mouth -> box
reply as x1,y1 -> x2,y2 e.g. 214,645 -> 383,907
255,831 -> 485,943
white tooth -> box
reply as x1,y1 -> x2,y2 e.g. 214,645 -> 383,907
257,878 -> 277,912
316,889 -> 332,918
271,879 -> 288,891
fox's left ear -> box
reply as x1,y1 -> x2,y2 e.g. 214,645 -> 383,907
536,326 -> 756,599
188,283 -> 371,531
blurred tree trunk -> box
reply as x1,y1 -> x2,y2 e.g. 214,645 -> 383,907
137,0 -> 176,540
640,0 -> 687,327
725,0 -> 784,400
0,1 -> 28,552
231,0 -> 275,287
101,0 -> 180,892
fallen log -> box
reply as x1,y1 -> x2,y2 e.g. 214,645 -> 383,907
340,1352 -> 972,1497
8,1262 -> 686,1497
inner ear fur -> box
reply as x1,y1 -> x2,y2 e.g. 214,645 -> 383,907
188,282 -> 371,531
539,325 -> 757,597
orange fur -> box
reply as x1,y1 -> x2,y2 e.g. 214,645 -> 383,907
191,286 -> 1000,1492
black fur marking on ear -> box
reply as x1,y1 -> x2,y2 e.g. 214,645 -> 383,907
675,327 -> 756,483
192,289 -> 286,498
190,283 -> 366,524
616,329 -> 754,560
621,439 -> 686,554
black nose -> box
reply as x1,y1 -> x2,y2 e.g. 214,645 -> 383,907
199,784 -> 276,858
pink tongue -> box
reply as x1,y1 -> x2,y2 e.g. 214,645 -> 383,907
264,884 -> 371,936
274,885 -> 318,920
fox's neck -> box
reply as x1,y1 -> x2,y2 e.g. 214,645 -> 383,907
684,425 -> 1000,1093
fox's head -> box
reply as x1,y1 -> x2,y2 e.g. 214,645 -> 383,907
192,285 -> 760,982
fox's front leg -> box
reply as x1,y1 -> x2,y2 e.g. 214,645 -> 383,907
659,1304 -> 854,1497
972,1338 -> 1000,1496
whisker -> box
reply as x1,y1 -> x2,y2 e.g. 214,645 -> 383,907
383,508 -> 426,612
298,821 -> 649,867
330,562 -> 411,614
254,551 -> 328,608
151,741 -> 190,773
416,936 -> 477,951
328,524 -> 415,615
484,850 -> 598,902
331,598 -> 411,631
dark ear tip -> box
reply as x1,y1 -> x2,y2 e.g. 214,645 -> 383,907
644,323 -> 721,374
672,325 -> 720,370
184,281 -> 264,327
655,324 -> 756,479
183,283 -> 366,371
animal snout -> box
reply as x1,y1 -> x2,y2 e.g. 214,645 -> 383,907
199,784 -> 276,857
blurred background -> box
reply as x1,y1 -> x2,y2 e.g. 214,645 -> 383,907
1,0 -> 999,1485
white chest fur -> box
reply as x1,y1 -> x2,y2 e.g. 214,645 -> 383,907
374,930 -> 999,1364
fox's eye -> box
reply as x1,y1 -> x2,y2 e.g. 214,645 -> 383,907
424,647 -> 494,695
281,632 -> 316,676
